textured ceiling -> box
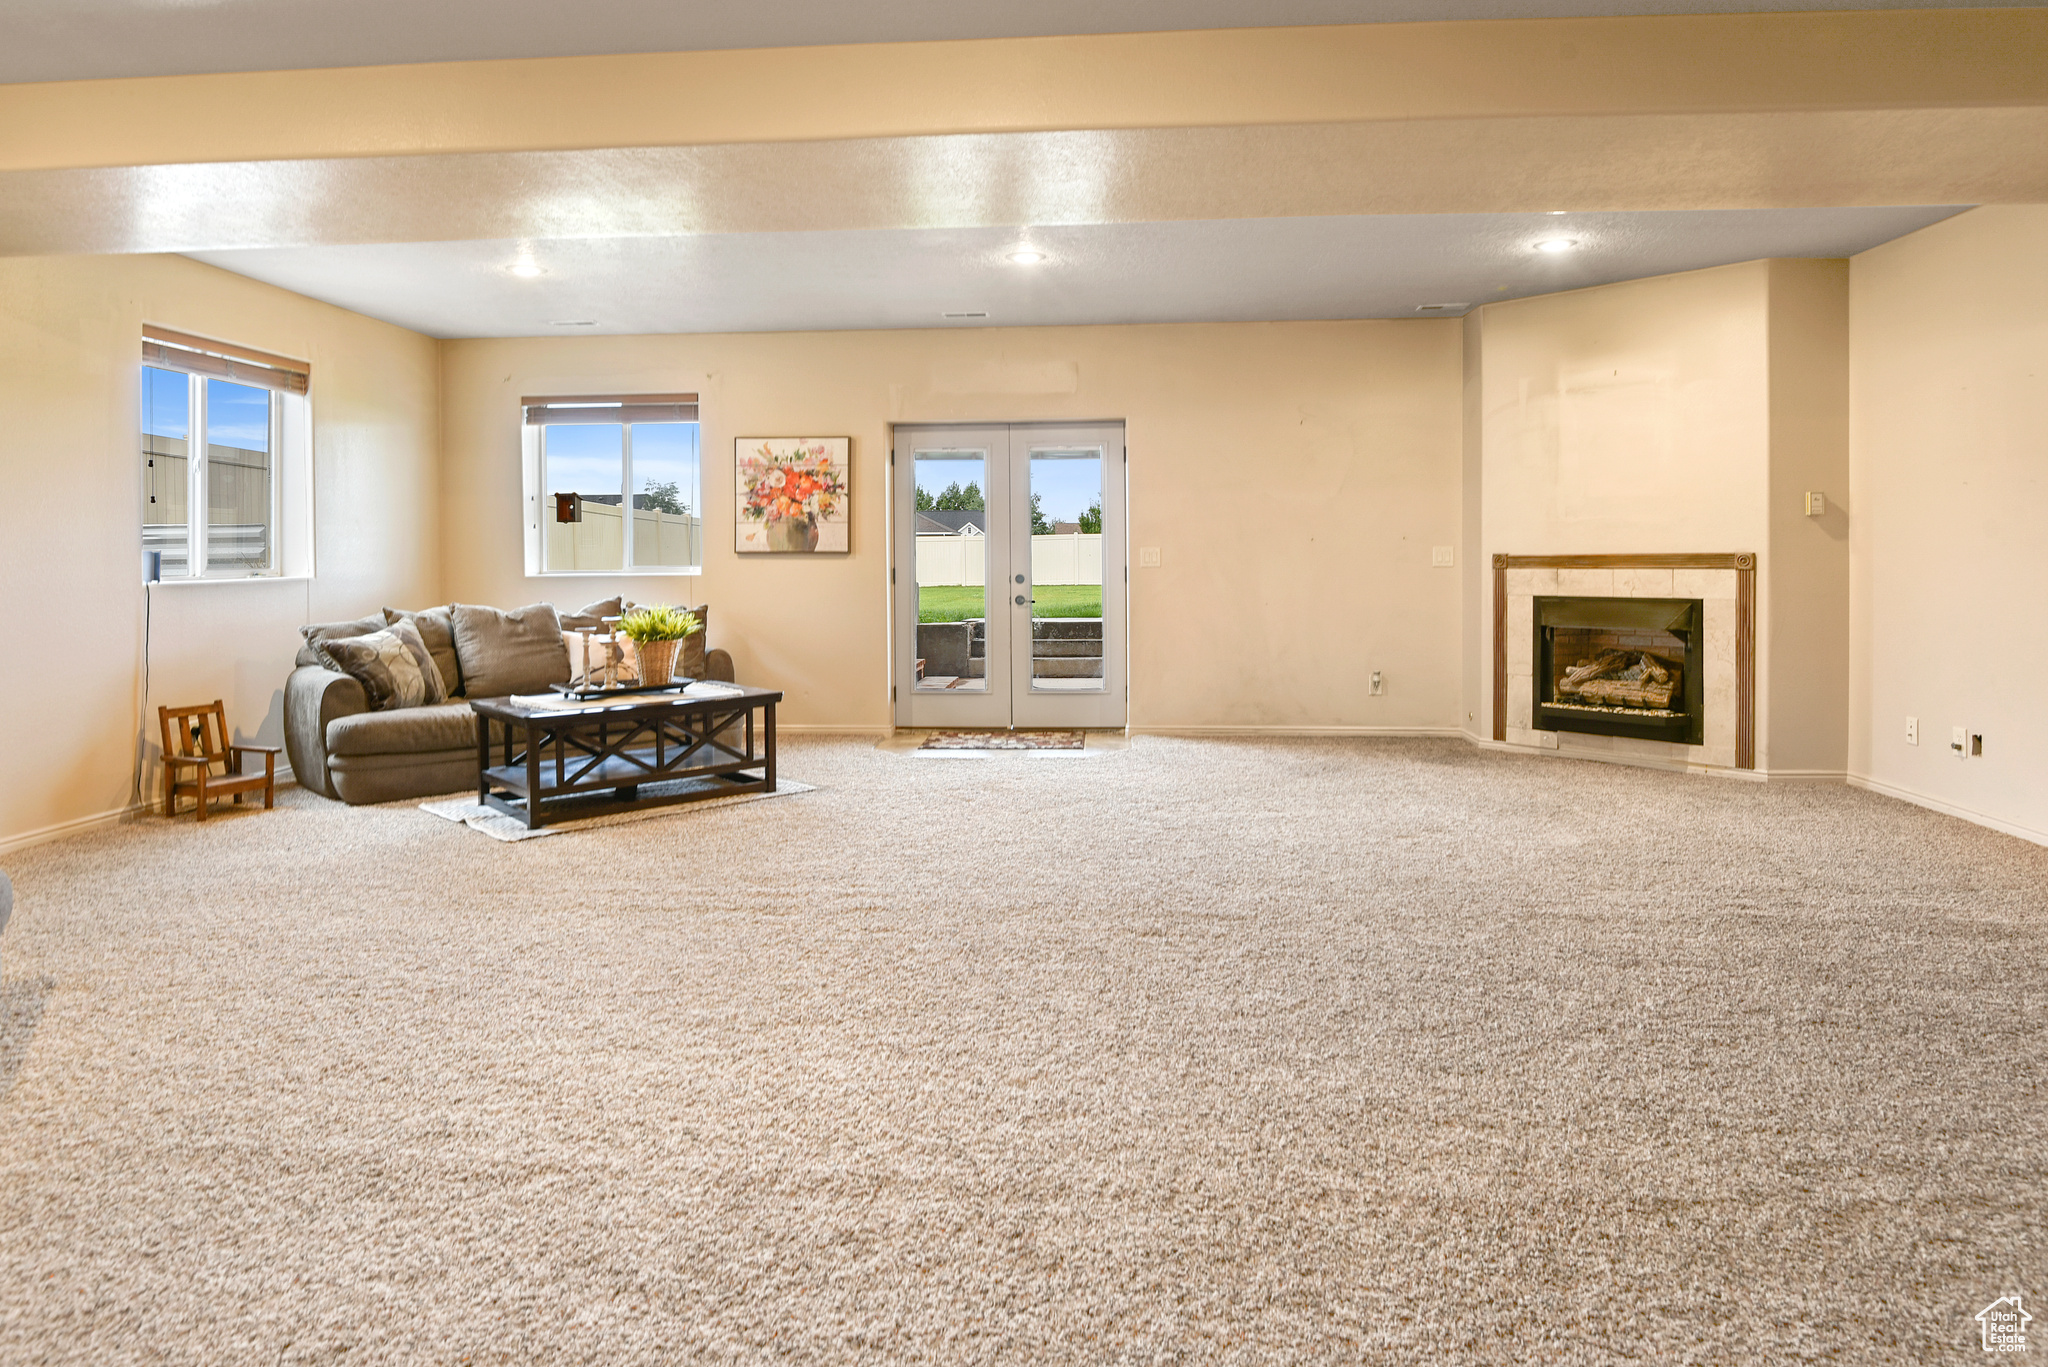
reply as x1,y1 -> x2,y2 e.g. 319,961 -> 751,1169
185,207 -> 1965,339
3,0 -> 2035,84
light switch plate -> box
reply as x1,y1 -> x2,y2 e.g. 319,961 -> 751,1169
1805,491 -> 1827,516
1431,545 -> 1454,567
1904,716 -> 1918,745
1137,546 -> 1162,568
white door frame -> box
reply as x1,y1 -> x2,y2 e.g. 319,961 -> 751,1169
892,421 -> 1126,730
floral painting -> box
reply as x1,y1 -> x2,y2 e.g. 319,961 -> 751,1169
735,437 -> 850,554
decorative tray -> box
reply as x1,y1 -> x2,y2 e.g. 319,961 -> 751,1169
547,679 -> 696,700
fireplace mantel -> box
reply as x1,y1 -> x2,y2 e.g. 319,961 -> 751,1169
1492,552 -> 1756,770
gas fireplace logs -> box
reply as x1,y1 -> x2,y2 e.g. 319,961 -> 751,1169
1557,650 -> 1680,710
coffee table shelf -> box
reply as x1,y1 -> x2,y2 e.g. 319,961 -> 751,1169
470,685 -> 782,829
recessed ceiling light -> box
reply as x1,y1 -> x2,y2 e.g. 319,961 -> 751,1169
1007,249 -> 1046,265
508,261 -> 543,278
550,320 -> 597,328
1534,238 -> 1579,254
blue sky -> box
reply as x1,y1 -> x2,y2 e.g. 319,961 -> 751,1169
544,422 -> 699,507
915,453 -> 1101,524
141,367 -> 270,450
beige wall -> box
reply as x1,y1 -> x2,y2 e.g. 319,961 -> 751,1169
1848,206 -> 2048,843
439,321 -> 1466,734
1764,258 -> 1851,778
0,253 -> 439,850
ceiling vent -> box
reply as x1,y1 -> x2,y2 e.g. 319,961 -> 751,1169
1415,303 -> 1470,314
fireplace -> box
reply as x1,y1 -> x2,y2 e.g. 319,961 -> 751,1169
1533,596 -> 1704,745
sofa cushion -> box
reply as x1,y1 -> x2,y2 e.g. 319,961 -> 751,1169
450,602 -> 572,698
382,605 -> 461,697
318,621 -> 445,711
325,702 -> 478,758
296,612 -> 388,668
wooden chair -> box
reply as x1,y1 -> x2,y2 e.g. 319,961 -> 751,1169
158,700 -> 281,822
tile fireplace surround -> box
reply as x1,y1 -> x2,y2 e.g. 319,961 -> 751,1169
1493,553 -> 1757,772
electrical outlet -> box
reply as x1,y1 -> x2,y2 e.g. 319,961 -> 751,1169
1137,546 -> 1161,568
1370,671 -> 1384,696
1431,545 -> 1454,567
1904,716 -> 1918,745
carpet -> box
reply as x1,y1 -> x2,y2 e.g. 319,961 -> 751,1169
421,777 -> 814,841
917,730 -> 1084,750
0,737 -> 2043,1363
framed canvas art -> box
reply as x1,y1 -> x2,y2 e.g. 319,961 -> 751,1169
735,437 -> 850,554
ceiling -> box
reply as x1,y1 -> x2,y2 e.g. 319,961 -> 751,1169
2,0 -> 2033,84
187,207 -> 1964,338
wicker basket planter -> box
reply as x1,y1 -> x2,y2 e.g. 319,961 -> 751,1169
636,638 -> 682,686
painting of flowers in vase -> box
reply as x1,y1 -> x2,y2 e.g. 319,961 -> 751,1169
735,437 -> 850,554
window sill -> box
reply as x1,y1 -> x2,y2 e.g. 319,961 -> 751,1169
148,575 -> 310,588
531,568 -> 704,578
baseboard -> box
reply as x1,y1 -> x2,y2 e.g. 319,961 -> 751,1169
0,767 -> 300,857
1130,726 -> 1464,739
1757,769 -> 1848,785
1848,774 -> 2048,848
776,725 -> 892,737
0,800 -> 152,857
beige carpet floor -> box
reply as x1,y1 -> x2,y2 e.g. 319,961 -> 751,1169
0,737 -> 2043,1364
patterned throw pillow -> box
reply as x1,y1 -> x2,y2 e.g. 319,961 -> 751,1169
318,619 -> 445,711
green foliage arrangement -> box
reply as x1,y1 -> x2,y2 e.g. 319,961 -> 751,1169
616,605 -> 701,644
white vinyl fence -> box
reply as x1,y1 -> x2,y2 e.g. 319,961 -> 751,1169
548,501 -> 703,571
916,533 -> 1102,587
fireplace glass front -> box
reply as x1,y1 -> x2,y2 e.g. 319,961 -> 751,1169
1534,596 -> 1704,745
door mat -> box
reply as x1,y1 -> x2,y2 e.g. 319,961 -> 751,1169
421,778 -> 813,842
918,731 -> 1084,751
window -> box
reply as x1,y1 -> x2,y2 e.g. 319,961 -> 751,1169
525,394 -> 701,573
140,327 -> 310,580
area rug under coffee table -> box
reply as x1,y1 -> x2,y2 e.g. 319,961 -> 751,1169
917,730 -> 1084,750
421,776 -> 813,841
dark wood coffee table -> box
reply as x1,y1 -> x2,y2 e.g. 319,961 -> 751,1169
470,685 -> 782,830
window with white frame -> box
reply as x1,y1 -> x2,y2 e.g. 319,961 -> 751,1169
140,327 -> 310,579
525,394 -> 702,573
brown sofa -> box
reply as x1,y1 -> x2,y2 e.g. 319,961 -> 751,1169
285,600 -> 732,805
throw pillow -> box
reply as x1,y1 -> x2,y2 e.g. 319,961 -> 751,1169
560,596 -> 632,686
679,604 -> 712,679
557,596 -> 625,632
382,605 -> 462,697
318,622 -> 439,712
450,602 -> 572,698
296,612 -> 389,669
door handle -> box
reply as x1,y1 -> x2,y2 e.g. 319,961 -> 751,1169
1014,594 -> 1026,606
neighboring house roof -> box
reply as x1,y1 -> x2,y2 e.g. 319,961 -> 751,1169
917,510 -> 985,535
1051,522 -> 1081,535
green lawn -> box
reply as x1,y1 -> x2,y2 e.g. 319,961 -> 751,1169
918,584 -> 1102,623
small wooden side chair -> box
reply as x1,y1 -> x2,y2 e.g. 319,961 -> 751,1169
158,700 -> 281,822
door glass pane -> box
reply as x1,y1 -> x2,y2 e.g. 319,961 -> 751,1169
205,378 -> 272,573
1028,448 -> 1105,692
544,424 -> 625,572
913,449 -> 990,692
142,366 -> 190,577
630,423 -> 701,569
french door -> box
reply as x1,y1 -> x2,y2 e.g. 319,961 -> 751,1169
893,422 -> 1127,729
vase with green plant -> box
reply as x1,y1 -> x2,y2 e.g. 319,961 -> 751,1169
616,605 -> 702,686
